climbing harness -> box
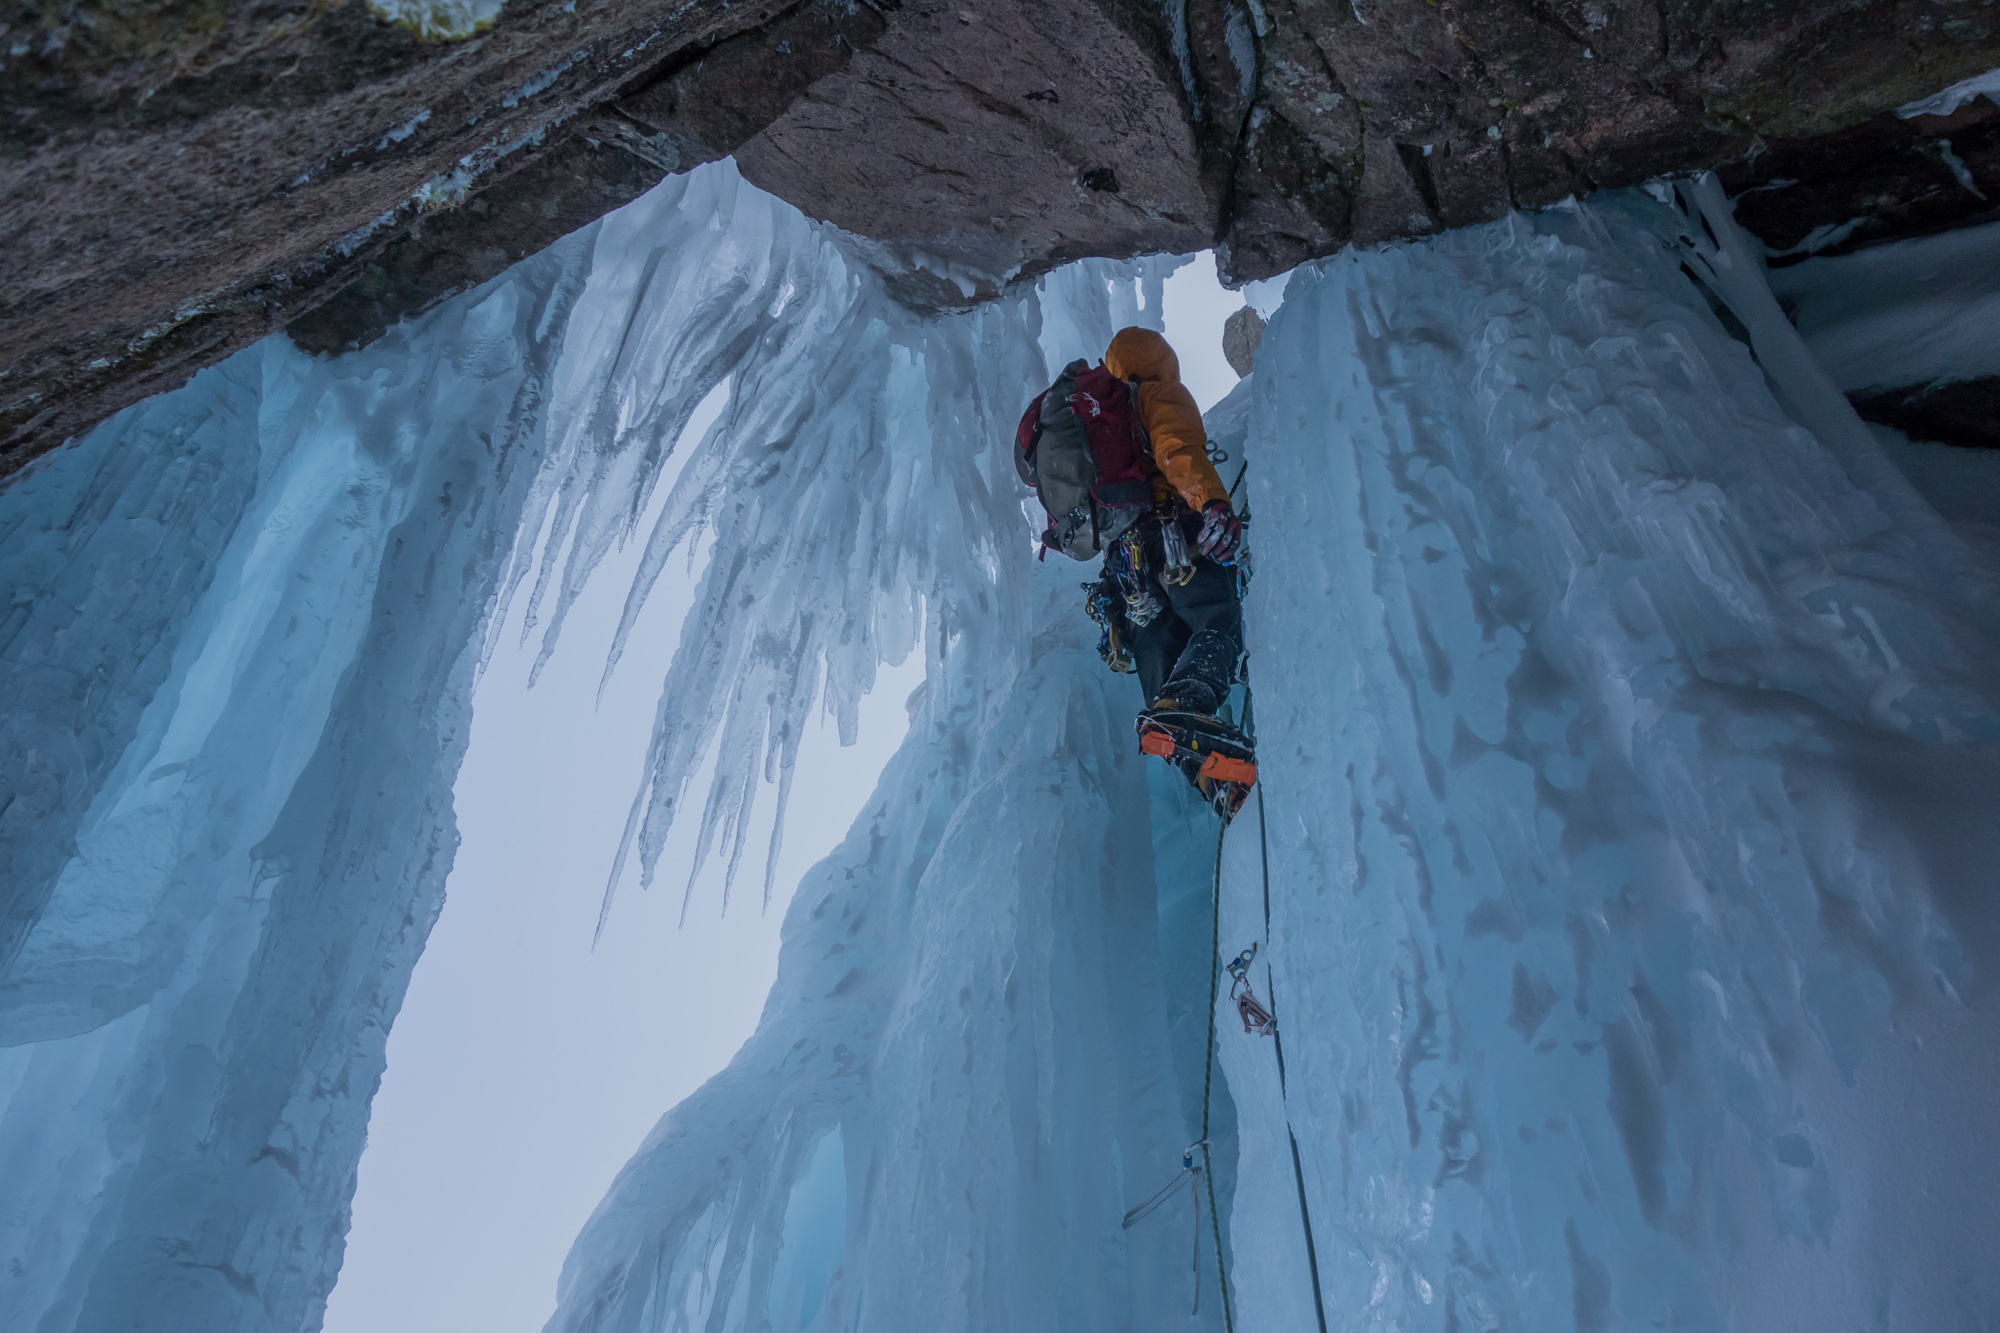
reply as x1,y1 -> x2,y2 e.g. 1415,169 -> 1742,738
1225,943 -> 1277,1038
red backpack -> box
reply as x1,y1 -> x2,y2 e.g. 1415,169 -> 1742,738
1014,360 -> 1152,559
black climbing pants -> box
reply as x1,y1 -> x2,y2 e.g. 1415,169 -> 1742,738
1128,516 -> 1242,715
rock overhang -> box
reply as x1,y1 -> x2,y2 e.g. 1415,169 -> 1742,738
2,0 -> 1997,473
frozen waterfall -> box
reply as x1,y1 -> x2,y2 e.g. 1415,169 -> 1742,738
1217,188 -> 2000,1330
544,189 -> 2000,1332
3,156 -> 1998,1333
0,162 -> 1174,1332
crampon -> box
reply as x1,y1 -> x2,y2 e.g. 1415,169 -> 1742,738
1136,708 -> 1257,820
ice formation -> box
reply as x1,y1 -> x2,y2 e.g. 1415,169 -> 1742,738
4,151 -> 1999,1333
549,185 -> 2000,1333
0,162 -> 1170,1331
1767,218 -> 2000,400
1214,184 -> 2000,1331
548,576 -> 1233,1332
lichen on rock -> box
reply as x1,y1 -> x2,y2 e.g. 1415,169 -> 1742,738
365,0 -> 505,42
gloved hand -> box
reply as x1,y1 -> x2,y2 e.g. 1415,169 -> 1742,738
1196,499 -> 1241,563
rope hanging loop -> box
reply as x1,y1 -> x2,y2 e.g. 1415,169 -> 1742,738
1119,1139 -> 1206,1230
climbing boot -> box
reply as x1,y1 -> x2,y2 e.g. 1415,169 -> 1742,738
1136,703 -> 1257,820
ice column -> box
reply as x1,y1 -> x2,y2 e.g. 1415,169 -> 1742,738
1220,192 -> 2000,1332
544,235 -> 1241,1332
0,224 -> 598,1333
550,565 -> 1234,1333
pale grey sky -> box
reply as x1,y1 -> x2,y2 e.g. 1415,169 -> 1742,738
324,252 -> 1247,1333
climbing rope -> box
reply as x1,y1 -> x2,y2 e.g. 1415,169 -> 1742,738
1120,816 -> 1238,1327
1126,814 -> 1241,1326
1244,687 -> 1331,1333
1199,820 -> 1236,1332
1121,468 -> 1330,1332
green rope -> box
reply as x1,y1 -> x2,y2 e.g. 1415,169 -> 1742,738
1200,817 -> 1236,1333
1258,784 -> 1330,1333
1244,682 -> 1331,1333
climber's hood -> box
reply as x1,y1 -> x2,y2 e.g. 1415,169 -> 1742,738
1105,327 -> 1182,384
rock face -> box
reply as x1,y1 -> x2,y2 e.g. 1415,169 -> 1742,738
1222,305 -> 1264,376
730,0 -> 1214,309
1854,378 -> 2000,450
4,0 -> 1998,471
0,0 -> 892,469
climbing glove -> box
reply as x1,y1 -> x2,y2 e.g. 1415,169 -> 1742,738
1196,499 -> 1241,563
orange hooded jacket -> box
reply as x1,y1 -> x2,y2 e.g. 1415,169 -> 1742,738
1104,327 -> 1229,513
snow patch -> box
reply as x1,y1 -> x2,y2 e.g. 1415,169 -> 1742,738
504,50 -> 591,109
1897,66 -> 2000,118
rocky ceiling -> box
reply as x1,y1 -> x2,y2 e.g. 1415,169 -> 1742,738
3,0 -> 1997,473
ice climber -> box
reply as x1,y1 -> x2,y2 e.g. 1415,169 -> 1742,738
1014,326 -> 1256,816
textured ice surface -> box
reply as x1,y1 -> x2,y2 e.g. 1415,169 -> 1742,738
542,252 -> 1237,1333
1219,187 -> 2000,1331
1897,66 -> 2000,117
6,153 -> 1999,1333
550,572 -> 1232,1333
0,225 -> 595,1330
551,184 -> 2000,1333
0,161 -> 1173,1332
1769,219 -> 2000,394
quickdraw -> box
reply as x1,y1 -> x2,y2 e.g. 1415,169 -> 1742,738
1225,943 -> 1277,1037
1082,582 -> 1135,674
1107,529 -> 1163,625
1159,514 -> 1196,586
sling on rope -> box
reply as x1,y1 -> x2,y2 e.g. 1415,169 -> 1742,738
1121,1139 -> 1214,1315
1120,1141 -> 1205,1229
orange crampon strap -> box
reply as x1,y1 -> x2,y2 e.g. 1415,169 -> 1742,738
1197,751 -> 1256,786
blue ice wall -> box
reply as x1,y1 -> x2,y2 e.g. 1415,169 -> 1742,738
1219,192 -> 2000,1332
0,163 -> 1173,1332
